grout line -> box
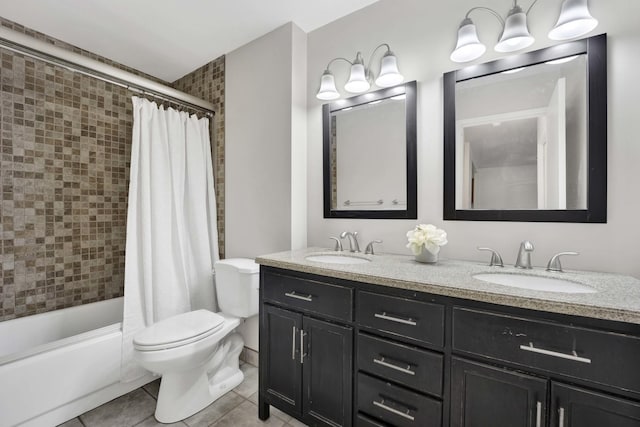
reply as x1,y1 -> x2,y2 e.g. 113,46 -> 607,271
131,415 -> 155,427
203,388 -> 260,427
140,382 -> 158,401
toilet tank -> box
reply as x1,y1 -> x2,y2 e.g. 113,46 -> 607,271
214,258 -> 260,318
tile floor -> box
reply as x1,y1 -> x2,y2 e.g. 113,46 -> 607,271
59,363 -> 307,427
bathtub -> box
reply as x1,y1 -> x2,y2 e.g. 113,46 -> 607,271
0,298 -> 155,427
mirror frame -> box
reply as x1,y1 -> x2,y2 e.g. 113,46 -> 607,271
323,80 -> 417,219
443,34 -> 607,223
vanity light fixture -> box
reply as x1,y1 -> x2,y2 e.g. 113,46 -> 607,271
450,0 -> 598,63
548,0 -> 598,40
316,43 -> 404,100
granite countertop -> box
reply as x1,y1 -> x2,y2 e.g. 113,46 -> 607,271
255,247 -> 640,325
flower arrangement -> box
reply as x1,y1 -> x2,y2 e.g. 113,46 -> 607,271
406,224 -> 448,256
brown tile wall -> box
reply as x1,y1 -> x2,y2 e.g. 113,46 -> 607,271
0,17 -> 225,321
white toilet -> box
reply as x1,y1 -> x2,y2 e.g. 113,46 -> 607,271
133,258 -> 259,423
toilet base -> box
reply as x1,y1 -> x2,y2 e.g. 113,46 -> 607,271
154,333 -> 244,423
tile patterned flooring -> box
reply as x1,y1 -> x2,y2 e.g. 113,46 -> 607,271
59,363 -> 307,427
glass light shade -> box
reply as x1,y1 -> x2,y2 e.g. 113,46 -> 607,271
375,51 -> 404,87
316,70 -> 340,100
344,62 -> 370,93
450,18 -> 487,63
495,6 -> 535,52
548,0 -> 598,40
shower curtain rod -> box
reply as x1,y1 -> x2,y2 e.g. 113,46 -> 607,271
0,26 -> 215,117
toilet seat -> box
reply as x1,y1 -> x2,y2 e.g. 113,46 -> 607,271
133,310 -> 225,351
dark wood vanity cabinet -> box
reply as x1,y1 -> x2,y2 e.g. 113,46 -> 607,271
550,383 -> 640,427
260,270 -> 354,427
355,291 -> 445,426
451,357 -> 548,427
258,266 -> 640,427
451,307 -> 640,427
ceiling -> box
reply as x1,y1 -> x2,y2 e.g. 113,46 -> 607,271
0,0 -> 379,82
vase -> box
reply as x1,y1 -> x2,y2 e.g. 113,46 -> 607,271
415,248 -> 438,263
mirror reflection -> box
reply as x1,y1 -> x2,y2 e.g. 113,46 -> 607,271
323,81 -> 417,219
331,96 -> 406,210
444,35 -> 606,222
455,54 -> 587,210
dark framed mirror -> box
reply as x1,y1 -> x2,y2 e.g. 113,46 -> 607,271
443,34 -> 606,222
323,81 -> 417,219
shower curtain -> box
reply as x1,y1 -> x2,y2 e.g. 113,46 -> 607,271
121,97 -> 219,381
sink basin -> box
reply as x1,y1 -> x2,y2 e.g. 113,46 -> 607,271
473,273 -> 597,294
305,253 -> 371,265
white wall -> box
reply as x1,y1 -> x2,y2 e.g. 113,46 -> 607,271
475,165 -> 538,210
291,24 -> 308,250
306,0 -> 640,277
226,22 -> 307,350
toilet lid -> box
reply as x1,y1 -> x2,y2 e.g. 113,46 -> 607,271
133,310 -> 225,351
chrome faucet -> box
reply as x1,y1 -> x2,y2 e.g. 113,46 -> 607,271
477,247 -> 504,267
515,240 -> 534,269
546,251 -> 579,272
329,237 -> 343,252
340,231 -> 361,253
365,240 -> 383,255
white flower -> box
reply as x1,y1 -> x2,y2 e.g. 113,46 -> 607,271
406,224 -> 448,256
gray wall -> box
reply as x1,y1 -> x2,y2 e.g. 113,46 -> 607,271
225,22 -> 307,349
305,0 -> 640,277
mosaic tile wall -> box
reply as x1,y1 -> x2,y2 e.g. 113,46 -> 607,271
172,57 -> 226,259
0,18 -> 226,321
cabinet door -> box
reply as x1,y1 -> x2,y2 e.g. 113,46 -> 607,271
551,383 -> 640,427
263,305 -> 303,416
451,357 -> 548,427
303,316 -> 353,427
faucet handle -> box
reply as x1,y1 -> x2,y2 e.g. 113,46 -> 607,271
365,240 -> 383,255
546,252 -> 579,272
477,247 -> 504,267
329,237 -> 343,252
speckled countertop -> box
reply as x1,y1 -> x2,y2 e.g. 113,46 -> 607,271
256,247 -> 640,325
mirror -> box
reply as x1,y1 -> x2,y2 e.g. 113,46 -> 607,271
444,35 -> 606,222
323,81 -> 417,219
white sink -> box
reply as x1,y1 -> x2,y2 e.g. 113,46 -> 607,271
473,273 -> 597,294
305,254 -> 371,265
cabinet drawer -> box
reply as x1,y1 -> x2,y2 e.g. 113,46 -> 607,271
453,307 -> 640,394
263,271 -> 353,321
357,413 -> 391,427
357,373 -> 442,427
358,333 -> 443,397
357,291 -> 444,347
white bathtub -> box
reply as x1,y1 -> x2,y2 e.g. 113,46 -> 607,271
0,298 -> 155,427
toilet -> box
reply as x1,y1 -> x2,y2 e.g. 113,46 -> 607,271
133,258 -> 259,423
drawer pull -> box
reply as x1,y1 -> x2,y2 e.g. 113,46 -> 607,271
291,326 -> 296,360
373,399 -> 415,421
535,401 -> 542,427
559,407 -> 565,427
374,312 -> 417,326
519,342 -> 591,364
285,291 -> 313,302
373,357 -> 416,376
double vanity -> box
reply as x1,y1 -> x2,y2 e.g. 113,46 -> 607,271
256,248 -> 640,427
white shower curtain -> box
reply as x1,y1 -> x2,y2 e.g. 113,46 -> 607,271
121,97 -> 219,381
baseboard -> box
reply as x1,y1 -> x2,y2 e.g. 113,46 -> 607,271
240,346 -> 258,367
